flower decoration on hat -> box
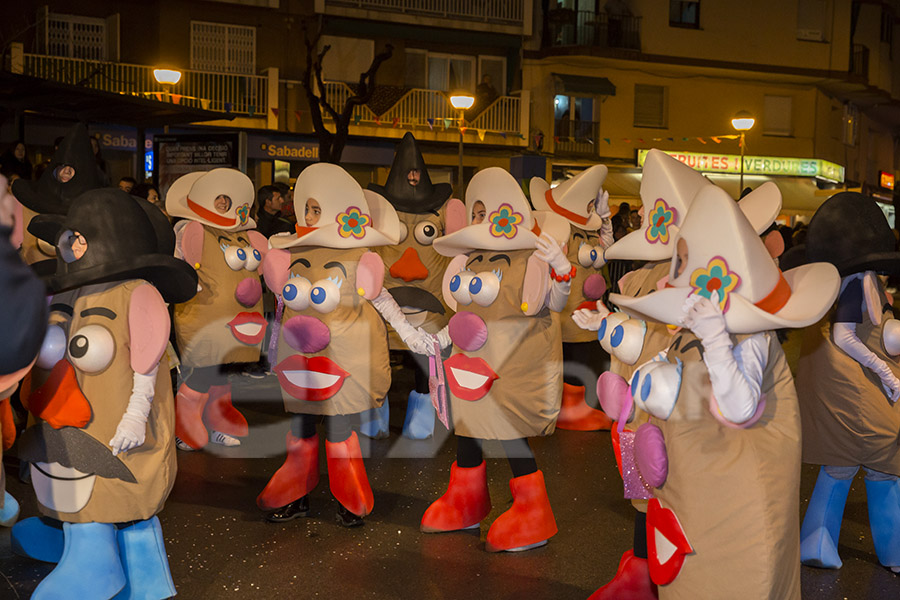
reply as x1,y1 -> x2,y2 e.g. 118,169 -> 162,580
336,206 -> 371,239
690,257 -> 741,312
645,198 -> 678,245
236,203 -> 250,226
488,203 -> 524,239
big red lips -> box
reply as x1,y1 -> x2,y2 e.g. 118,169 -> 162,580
646,498 -> 693,585
228,312 -> 267,345
444,354 -> 498,401
273,355 -> 349,401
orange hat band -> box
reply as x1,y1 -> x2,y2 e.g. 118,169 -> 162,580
188,197 -> 237,227
754,271 -> 791,315
545,189 -> 589,226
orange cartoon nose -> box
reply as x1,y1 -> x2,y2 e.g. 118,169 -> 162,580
390,247 -> 429,282
25,360 -> 92,429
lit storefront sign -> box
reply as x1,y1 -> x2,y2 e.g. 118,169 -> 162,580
880,171 -> 894,189
637,150 -> 844,183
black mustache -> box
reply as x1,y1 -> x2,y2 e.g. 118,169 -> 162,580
18,423 -> 136,483
386,286 -> 445,315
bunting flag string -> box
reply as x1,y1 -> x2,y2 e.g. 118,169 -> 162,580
200,99 -> 210,110
697,137 -> 706,144
443,118 -> 451,130
224,102 -> 233,113
271,108 -> 279,118
248,105 -> 255,117
427,118 -> 435,131
374,116 -> 381,125
171,94 -> 182,105
353,113 -> 361,125
392,117 -> 400,128
294,110 -> 303,123
711,136 -> 721,144
477,129 -> 486,141
459,126 -> 468,134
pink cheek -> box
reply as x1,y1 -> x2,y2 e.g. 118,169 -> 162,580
448,311 -> 488,352
582,273 -> 607,301
235,277 -> 262,307
282,315 -> 331,353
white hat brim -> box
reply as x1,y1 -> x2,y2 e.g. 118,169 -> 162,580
433,224 -> 540,257
530,177 -> 604,231
269,224 -> 397,250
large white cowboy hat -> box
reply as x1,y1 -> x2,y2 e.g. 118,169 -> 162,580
604,149 -> 781,261
166,168 -> 256,231
433,167 -> 569,257
609,184 -> 840,334
529,164 -> 608,231
269,162 -> 400,250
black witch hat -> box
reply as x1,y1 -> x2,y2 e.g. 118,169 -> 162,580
29,188 -> 197,304
805,191 -> 900,276
0,227 -> 48,374
368,132 -> 452,213
13,122 -> 110,215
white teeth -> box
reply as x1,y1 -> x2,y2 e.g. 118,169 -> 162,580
450,367 -> 489,390
283,370 -> 340,389
30,462 -> 96,513
654,528 -> 678,564
233,322 -> 263,336
401,308 -> 427,327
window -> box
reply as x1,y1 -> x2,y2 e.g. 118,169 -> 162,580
669,0 -> 700,28
797,0 -> 826,41
763,95 -> 793,137
428,54 -> 475,92
41,10 -> 110,60
555,95 -> 594,138
190,21 -> 256,75
405,49 -> 427,88
842,104 -> 859,146
633,84 -> 667,128
881,8 -> 894,47
478,56 -> 506,96
320,36 -> 374,83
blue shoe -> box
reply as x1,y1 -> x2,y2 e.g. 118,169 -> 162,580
113,517 -> 177,600
402,391 -> 434,440
865,477 -> 900,569
800,467 -> 852,569
359,401 -> 390,439
32,522 -> 126,600
0,491 -> 20,527
11,516 -> 65,563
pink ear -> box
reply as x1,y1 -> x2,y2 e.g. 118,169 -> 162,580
444,198 -> 467,235
521,253 -> 551,316
246,230 -> 269,259
442,254 -> 470,312
129,284 -> 170,374
262,248 -> 291,294
763,230 -> 784,259
356,251 -> 384,300
180,221 -> 205,267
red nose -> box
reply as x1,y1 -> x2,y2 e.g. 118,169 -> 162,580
390,247 -> 429,282
25,360 -> 92,429
236,277 -> 262,307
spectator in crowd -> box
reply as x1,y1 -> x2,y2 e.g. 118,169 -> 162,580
90,134 -> 107,174
0,141 -> 32,181
272,181 -> 295,225
255,184 -> 292,237
118,176 -> 137,193
132,183 -> 170,221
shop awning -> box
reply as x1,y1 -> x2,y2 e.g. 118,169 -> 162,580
553,73 -> 616,96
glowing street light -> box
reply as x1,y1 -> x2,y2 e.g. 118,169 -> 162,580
731,110 -> 755,195
153,69 -> 182,86
449,92 -> 475,196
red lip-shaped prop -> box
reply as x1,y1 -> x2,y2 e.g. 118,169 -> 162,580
444,354 -> 498,401
273,355 -> 349,401
646,498 -> 693,586
228,312 -> 267,345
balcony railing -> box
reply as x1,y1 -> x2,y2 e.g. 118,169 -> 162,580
850,43 -> 869,80
547,11 -> 641,51
326,0 -> 523,25
22,54 -> 267,115
319,82 -> 522,135
554,119 -> 600,156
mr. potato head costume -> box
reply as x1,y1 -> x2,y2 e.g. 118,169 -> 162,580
257,162 -> 430,526
14,188 -> 197,600
362,132 -> 466,439
421,167 -> 574,552
166,168 -> 269,449
600,185 -> 838,600
530,165 -> 613,431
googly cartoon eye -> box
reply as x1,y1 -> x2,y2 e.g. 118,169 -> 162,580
469,270 -> 501,307
309,277 -> 342,313
397,222 -> 409,243
628,359 -> 683,420
598,312 -> 629,353
609,318 -> 647,366
449,270 -> 476,306
282,276 -> 311,311
244,247 -> 262,271
221,245 -> 246,271
413,221 -> 440,246
592,246 -> 607,269
577,243 -> 595,268
67,324 -> 115,374
37,324 -> 68,369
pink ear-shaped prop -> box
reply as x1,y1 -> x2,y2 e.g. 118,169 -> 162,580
246,230 -> 270,260
442,254 -> 470,312
356,251 -> 384,300
520,253 -> 550,316
129,284 -> 170,374
763,230 -> 785,259
596,371 -> 633,433
444,198 -> 467,235
180,221 -> 205,267
262,248 -> 291,294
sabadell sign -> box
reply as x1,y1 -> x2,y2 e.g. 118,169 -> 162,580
247,134 -> 319,161
637,150 -> 845,183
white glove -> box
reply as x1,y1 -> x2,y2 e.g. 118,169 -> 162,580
595,188 -> 611,220
572,306 -> 611,331
109,367 -> 157,456
533,232 -> 571,274
834,321 -> 900,402
407,328 -> 437,356
371,289 -> 430,355
436,326 -> 452,349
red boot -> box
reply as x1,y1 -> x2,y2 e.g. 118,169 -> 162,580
325,432 -> 374,518
421,461 -> 491,533
175,383 -> 210,449
556,383 -> 612,431
203,383 -> 249,437
588,550 -> 658,600
257,432 -> 320,510
485,470 -> 557,552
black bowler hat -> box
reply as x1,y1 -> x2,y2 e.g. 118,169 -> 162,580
29,188 -> 197,303
805,191 -> 900,276
367,132 -> 452,214
13,122 -> 110,215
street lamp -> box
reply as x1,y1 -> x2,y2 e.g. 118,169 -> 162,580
731,110 -> 755,196
449,92 -> 475,196
153,69 -> 182,86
